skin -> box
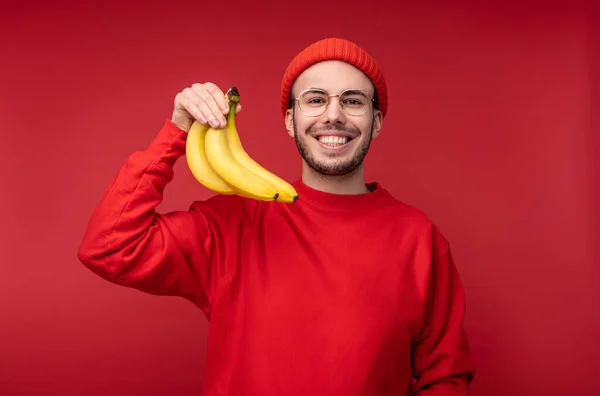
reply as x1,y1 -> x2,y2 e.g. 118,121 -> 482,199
171,60 -> 382,196
171,82 -> 241,132
285,60 -> 383,195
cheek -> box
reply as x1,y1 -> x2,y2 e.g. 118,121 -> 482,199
293,118 -> 315,136
359,118 -> 374,132
359,124 -> 375,141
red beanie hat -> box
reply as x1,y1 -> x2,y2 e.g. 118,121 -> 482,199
280,37 -> 388,118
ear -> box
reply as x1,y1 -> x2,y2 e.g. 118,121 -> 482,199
371,109 -> 383,139
285,108 -> 295,138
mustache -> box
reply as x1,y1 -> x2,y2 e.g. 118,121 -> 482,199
307,124 -> 360,134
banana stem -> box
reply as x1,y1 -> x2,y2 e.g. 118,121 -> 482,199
227,102 -> 237,123
226,86 -> 240,102
226,86 -> 240,123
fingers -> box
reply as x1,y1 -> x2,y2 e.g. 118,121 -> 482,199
173,83 -> 243,132
205,83 -> 243,116
204,83 -> 230,114
189,91 -> 222,128
186,84 -> 224,128
178,91 -> 207,125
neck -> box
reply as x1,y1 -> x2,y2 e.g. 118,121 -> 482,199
301,162 -> 370,195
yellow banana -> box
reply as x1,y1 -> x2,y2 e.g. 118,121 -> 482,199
224,88 -> 299,203
204,100 -> 280,202
185,120 -> 235,194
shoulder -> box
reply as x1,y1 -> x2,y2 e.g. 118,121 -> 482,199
189,192 -> 248,211
375,183 -> 450,254
187,193 -> 257,225
375,183 -> 434,225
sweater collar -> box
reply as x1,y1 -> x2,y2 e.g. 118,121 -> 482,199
292,179 -> 391,212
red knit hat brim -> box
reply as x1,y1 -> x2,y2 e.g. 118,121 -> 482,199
280,37 -> 387,118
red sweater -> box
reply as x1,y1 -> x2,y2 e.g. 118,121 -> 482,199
78,120 -> 475,395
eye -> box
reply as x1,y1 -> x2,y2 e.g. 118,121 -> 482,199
301,91 -> 328,107
342,97 -> 365,107
307,97 -> 326,104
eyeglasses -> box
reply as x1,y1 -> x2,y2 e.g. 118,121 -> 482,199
294,88 -> 376,117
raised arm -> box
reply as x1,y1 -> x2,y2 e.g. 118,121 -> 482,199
77,82 -> 238,314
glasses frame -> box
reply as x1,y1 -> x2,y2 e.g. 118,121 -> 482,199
293,88 -> 376,117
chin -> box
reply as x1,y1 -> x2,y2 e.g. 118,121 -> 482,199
305,155 -> 363,177
295,129 -> 371,177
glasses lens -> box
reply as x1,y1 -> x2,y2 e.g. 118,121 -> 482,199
297,89 -> 371,116
298,89 -> 329,116
339,90 -> 370,116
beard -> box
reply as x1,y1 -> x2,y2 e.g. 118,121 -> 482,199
293,110 -> 374,177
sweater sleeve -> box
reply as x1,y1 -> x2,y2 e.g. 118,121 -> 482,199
411,237 -> 476,395
77,120 -> 230,315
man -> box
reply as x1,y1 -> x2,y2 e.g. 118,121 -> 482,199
78,37 -> 476,395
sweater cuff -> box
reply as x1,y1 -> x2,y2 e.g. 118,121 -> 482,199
146,119 -> 188,168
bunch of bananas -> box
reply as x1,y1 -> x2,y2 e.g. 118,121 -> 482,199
185,87 -> 298,203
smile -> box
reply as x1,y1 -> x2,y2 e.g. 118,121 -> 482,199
315,135 -> 354,148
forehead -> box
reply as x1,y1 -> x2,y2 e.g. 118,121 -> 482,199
292,60 -> 374,95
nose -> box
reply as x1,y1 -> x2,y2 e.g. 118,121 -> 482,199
323,96 -> 345,124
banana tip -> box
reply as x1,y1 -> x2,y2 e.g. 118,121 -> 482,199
293,195 -> 299,203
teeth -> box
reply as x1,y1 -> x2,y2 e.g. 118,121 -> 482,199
318,136 -> 349,146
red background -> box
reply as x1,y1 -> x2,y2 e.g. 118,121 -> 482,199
1,1 -> 598,395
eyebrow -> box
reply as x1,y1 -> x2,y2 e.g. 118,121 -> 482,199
305,88 -> 369,94
342,89 -> 367,95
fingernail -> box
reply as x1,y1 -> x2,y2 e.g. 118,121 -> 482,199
221,118 -> 227,127
210,119 -> 219,128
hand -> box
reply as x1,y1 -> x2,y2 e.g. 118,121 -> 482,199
171,82 -> 242,133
